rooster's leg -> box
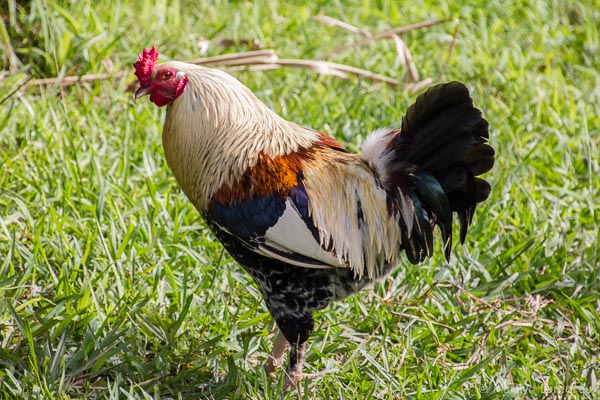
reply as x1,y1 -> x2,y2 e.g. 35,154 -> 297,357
272,311 -> 314,391
265,331 -> 290,376
284,340 -> 308,390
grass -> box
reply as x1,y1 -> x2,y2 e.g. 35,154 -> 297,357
1,0 -> 599,398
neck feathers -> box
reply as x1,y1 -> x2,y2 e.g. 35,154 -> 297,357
160,63 -> 320,210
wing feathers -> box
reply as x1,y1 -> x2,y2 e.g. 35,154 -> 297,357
259,199 -> 342,268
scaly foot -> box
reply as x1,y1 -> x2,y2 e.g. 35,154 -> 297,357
282,341 -> 307,391
264,331 -> 290,376
283,366 -> 304,392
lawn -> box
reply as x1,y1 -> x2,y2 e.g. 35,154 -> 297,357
1,0 -> 599,398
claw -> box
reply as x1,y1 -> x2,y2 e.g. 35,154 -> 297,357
283,368 -> 304,392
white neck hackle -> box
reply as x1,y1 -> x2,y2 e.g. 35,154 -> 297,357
159,61 -> 320,210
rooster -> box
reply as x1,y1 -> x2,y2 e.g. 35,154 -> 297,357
133,46 -> 494,390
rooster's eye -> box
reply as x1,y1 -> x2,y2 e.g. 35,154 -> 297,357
159,70 -> 173,80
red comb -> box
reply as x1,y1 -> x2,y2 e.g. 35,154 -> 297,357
134,46 -> 159,85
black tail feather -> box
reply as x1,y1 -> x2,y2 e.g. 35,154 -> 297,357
386,81 -> 494,261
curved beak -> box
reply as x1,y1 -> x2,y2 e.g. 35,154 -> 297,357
134,85 -> 150,101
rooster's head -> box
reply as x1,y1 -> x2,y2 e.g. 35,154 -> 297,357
133,46 -> 188,107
